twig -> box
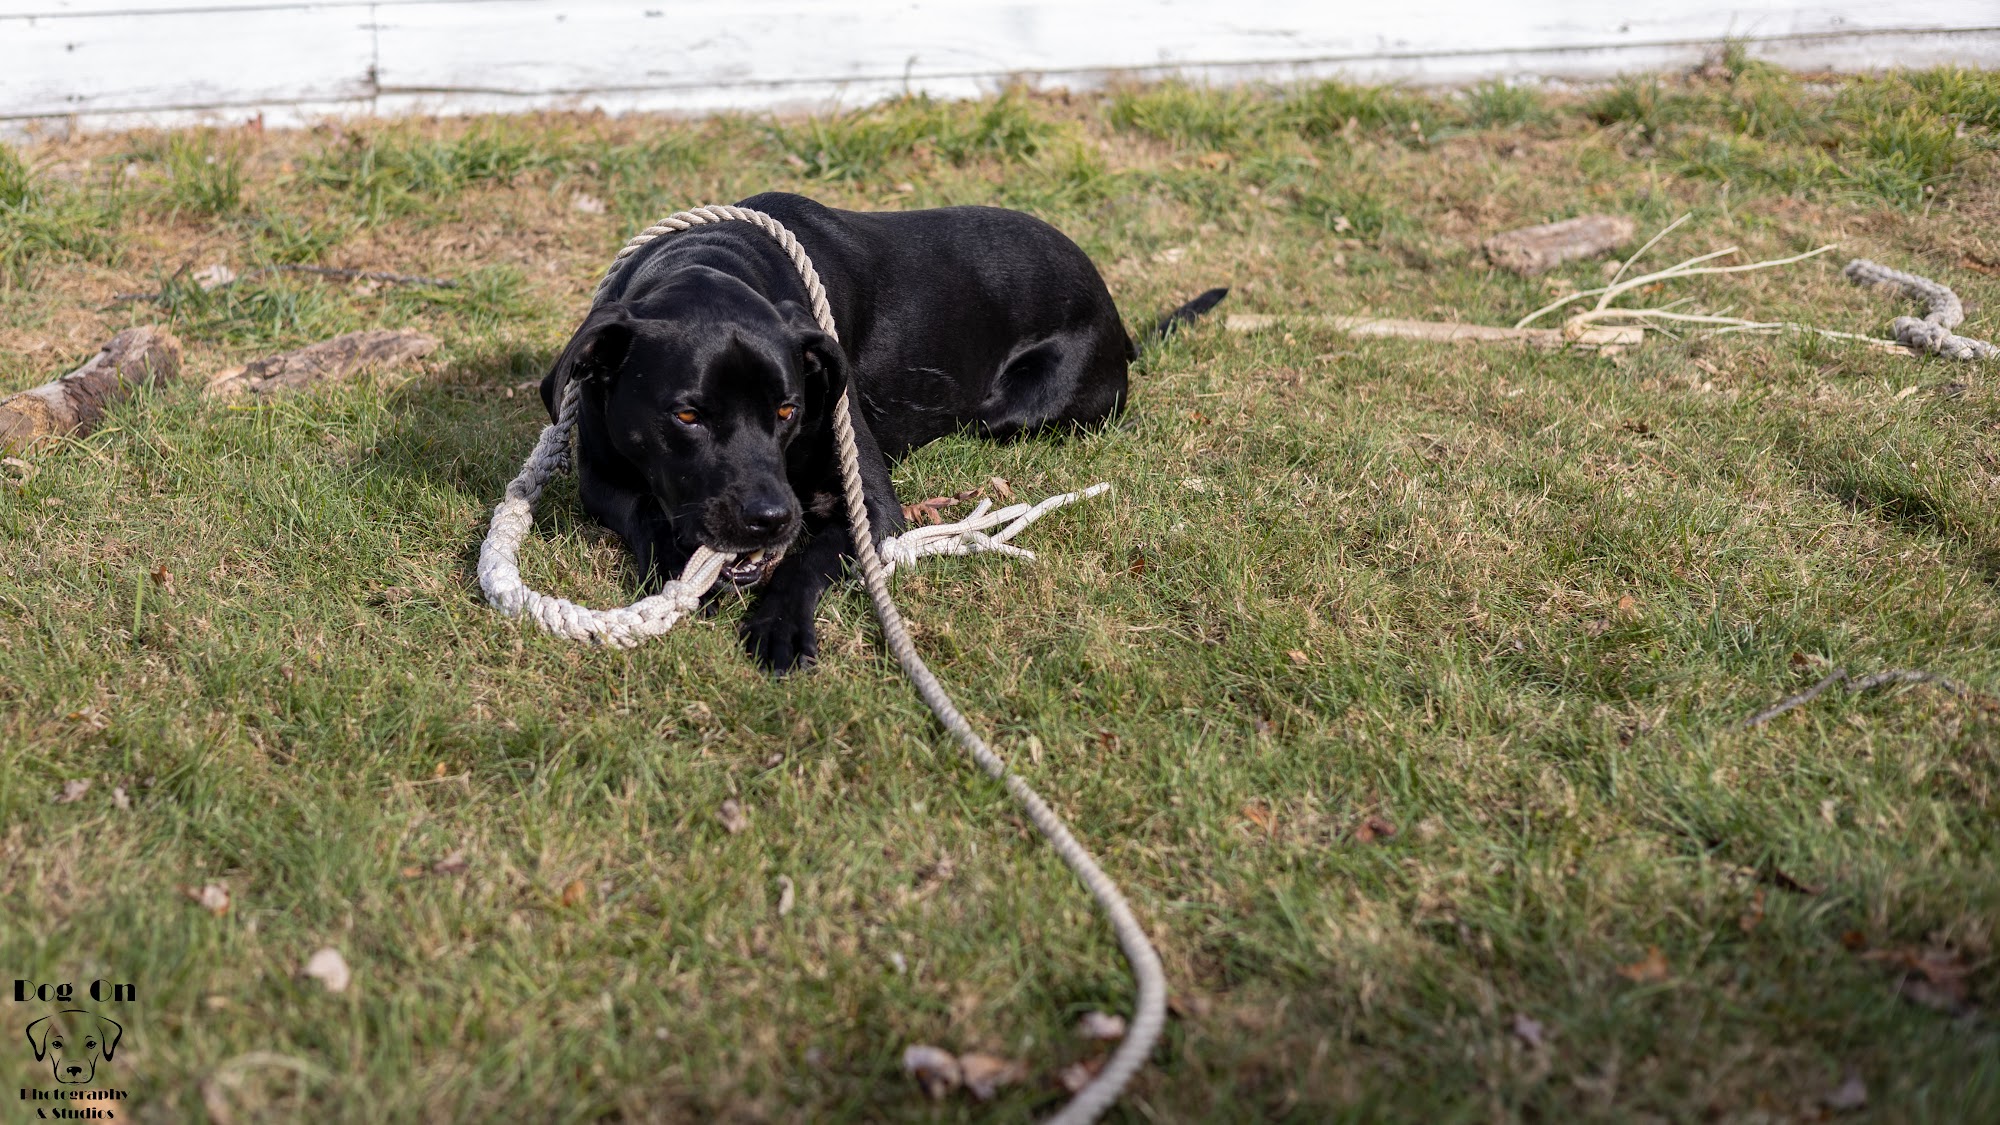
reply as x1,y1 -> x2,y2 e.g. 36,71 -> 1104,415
1741,667 -> 1968,729
1602,211 -> 1691,290
110,263 -> 457,304
1514,244 -> 1838,329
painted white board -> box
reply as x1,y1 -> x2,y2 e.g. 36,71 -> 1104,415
2,1 -> 1996,130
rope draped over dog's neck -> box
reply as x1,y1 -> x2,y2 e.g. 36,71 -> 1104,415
478,205 -> 1164,1123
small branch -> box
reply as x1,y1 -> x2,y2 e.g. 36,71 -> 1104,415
110,263 -> 457,305
1602,211 -> 1691,290
0,327 -> 183,453
1226,314 -> 1642,351
1741,667 -> 1968,729
1514,244 -> 1837,329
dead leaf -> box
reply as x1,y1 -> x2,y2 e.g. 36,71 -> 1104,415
561,879 -> 589,908
1287,650 -> 1309,665
111,785 -> 130,810
1615,594 -> 1638,619
1241,799 -> 1274,834
185,883 -> 230,915
1823,1070 -> 1868,1113
150,565 -> 173,589
958,1052 -> 1027,1101
900,496 -> 958,526
1511,1013 -> 1545,1049
1058,1055 -> 1107,1094
400,866 -> 424,879
1616,946 -> 1670,984
571,192 -> 607,214
1738,888 -> 1766,933
987,476 -> 1014,501
1076,1011 -> 1127,1041
431,850 -> 469,876
776,875 -> 795,917
1355,815 -> 1397,844
54,778 -> 92,804
1126,548 -> 1148,576
1862,947 -> 1972,1012
902,1044 -> 961,1100
302,947 -> 350,993
1841,930 -> 1869,952
717,799 -> 749,835
1197,151 -> 1233,170
1096,730 -> 1119,753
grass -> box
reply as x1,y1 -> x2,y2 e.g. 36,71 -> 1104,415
3,61 -> 1999,1122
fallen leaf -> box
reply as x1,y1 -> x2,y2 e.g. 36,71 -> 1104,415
987,476 -> 1014,501
1841,930 -> 1869,952
150,565 -> 173,589
302,947 -> 350,993
561,879 -> 589,908
900,496 -> 958,526
54,778 -> 92,804
1895,384 -> 1919,401
1790,651 -> 1811,670
1355,815 -> 1397,844
111,785 -> 131,810
902,1044 -> 961,1100
717,799 -> 749,835
1197,151 -> 1232,170
1076,1010 -> 1127,1041
957,1052 -> 1027,1101
1187,409 -> 1211,424
1616,946 -> 1670,984
1126,547 -> 1148,576
1287,649 -> 1309,665
1511,1013 -> 1545,1049
1096,730 -> 1119,753
571,192 -> 607,214
1863,947 -> 1972,1012
185,883 -> 230,915
193,264 -> 237,290
776,875 -> 796,917
1615,594 -> 1638,618
1058,1055 -> 1107,1094
1738,888 -> 1766,933
1241,799 -> 1274,833
1820,798 -> 1839,825
431,850 -> 469,876
1824,1070 -> 1868,1113
400,866 -> 424,879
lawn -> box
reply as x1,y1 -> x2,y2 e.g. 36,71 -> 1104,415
3,55 -> 1998,1122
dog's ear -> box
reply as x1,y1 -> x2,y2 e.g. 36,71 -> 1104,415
541,305 -> 637,421
776,299 -> 849,415
95,1015 -> 121,1060
25,1015 -> 51,1061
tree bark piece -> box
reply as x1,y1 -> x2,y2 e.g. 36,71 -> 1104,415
1225,313 -> 1643,351
0,326 -> 183,453
206,329 -> 438,397
1483,215 -> 1638,276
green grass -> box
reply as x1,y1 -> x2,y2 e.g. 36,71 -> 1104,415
3,63 -> 1999,1122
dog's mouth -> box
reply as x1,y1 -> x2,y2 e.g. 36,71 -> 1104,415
717,547 -> 784,589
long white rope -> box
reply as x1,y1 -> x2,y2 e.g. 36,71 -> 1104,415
479,206 -> 1163,1121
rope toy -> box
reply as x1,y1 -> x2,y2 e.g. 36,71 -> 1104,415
478,206 -> 1163,1123
1843,259 -> 1997,360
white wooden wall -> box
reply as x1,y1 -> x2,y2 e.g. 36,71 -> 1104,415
3,1 -> 1997,131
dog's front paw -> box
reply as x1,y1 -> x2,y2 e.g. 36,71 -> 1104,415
739,600 -> 819,674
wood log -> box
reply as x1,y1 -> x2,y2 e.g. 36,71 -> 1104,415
0,326 -> 183,453
1225,313 -> 1643,351
206,329 -> 438,397
1483,214 -> 1638,276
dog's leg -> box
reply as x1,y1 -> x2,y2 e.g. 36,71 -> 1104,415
741,407 -> 904,672
977,327 -> 1129,441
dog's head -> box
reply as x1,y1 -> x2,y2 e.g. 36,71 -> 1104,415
26,1009 -> 120,1085
544,268 -> 846,557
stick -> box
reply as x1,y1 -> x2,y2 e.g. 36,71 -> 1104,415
110,264 -> 457,305
205,329 -> 438,398
0,327 -> 183,453
1225,313 -> 1643,350
1483,214 -> 1638,277
1740,667 -> 1968,729
1514,244 -> 1838,329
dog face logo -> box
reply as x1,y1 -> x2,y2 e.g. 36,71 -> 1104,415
25,1009 -> 121,1084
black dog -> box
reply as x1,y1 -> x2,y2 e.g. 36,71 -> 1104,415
541,192 -> 1223,671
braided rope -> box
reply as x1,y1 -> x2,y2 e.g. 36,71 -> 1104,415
1843,259 -> 1997,361
479,207 -> 1161,1122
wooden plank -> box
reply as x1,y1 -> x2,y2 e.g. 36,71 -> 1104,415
2,1 -> 1997,128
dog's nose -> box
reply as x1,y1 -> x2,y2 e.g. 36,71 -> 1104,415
737,497 -> 795,538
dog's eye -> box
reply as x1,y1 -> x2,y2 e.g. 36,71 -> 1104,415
674,409 -> 699,426
776,404 -> 796,421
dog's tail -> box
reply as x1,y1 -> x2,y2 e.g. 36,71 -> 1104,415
1152,287 -> 1229,339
